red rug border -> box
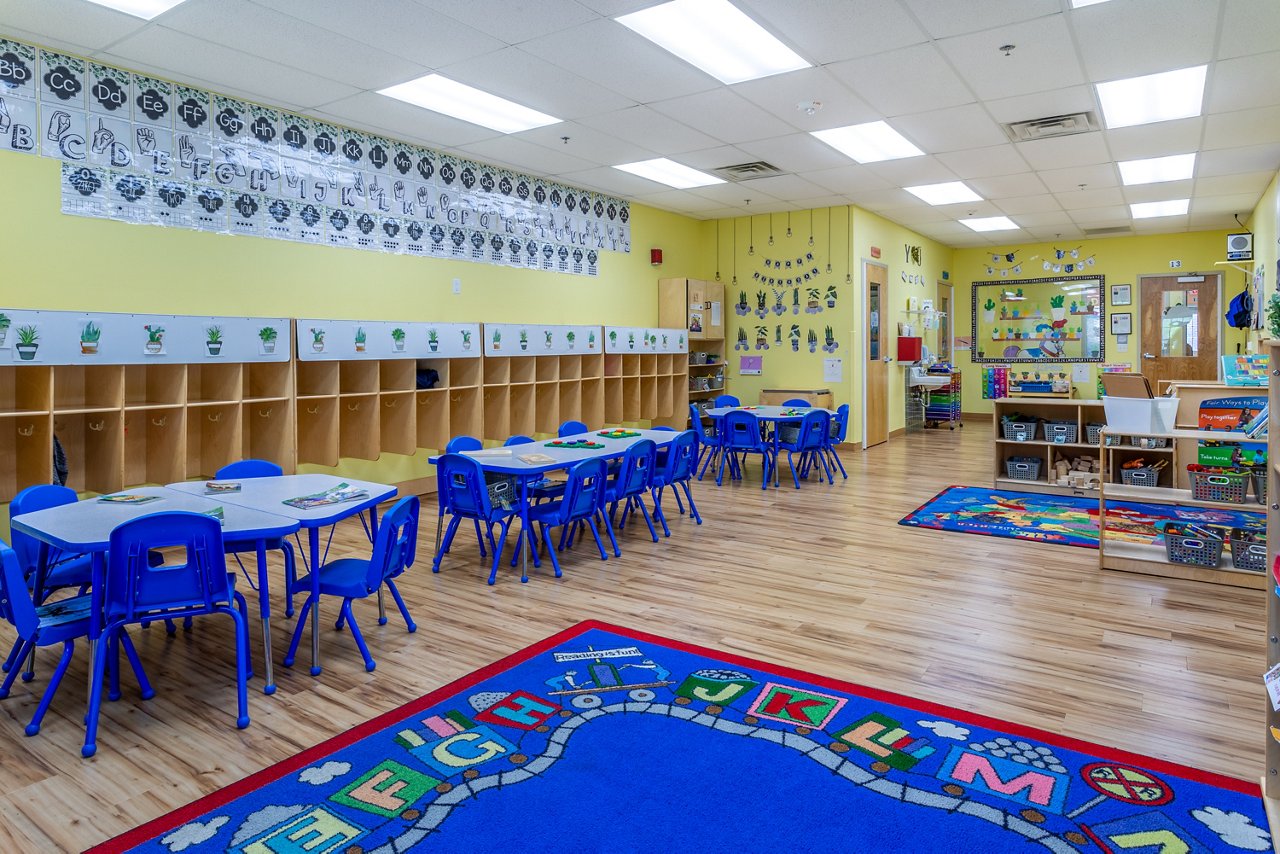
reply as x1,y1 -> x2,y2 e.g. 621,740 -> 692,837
92,618 -> 1258,852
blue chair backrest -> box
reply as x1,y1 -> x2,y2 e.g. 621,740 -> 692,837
613,440 -> 657,499
9,484 -> 79,573
782,398 -> 811,407
661,430 -> 698,484
651,426 -> 677,432
689,404 -> 714,445
713,394 -> 740,408
0,542 -> 37,638
558,420 -> 588,437
796,410 -> 831,451
832,404 -> 850,442
504,435 -> 534,446
557,458 -> 608,525
436,454 -> 493,519
105,512 -> 230,623
363,496 -> 419,591
216,459 -> 283,479
446,435 -> 482,453
721,410 -> 762,451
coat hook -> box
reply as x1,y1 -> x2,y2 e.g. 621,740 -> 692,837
208,412 -> 220,423
307,406 -> 320,415
347,402 -> 361,411
151,416 -> 167,427
17,424 -> 34,437
89,420 -> 105,431
259,409 -> 272,418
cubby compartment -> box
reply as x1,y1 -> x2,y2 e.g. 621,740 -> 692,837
338,395 -> 379,460
536,357 -> 559,383
641,376 -> 658,418
655,376 -> 674,418
187,363 -> 243,405
604,378 -> 624,424
483,386 -> 510,440
1109,447 -> 1173,488
54,365 -> 123,411
449,388 -> 482,440
657,354 -> 674,376
450,358 -> 481,388
484,357 -> 510,386
559,356 -> 581,381
0,365 -> 52,414
296,397 -> 339,466
557,382 -> 581,429
510,357 -> 536,385
125,364 -> 185,408
339,361 -> 378,395
243,361 -> 292,401
296,360 -> 339,397
379,360 -> 415,392
124,407 -> 185,486
641,354 -> 657,376
509,384 -> 535,437
54,411 -> 123,495
581,355 -> 603,379
535,382 -> 560,435
0,415 -> 52,502
185,403 -> 242,479
581,379 -> 605,430
379,391 -> 416,455
623,377 -> 641,422
603,354 -> 623,378
996,443 -> 1049,486
623,355 -> 641,377
242,401 -> 294,471
416,389 -> 450,451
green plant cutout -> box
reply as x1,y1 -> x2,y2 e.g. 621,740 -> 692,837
258,326 -> 278,354
608,330 -> 617,348
984,298 -> 996,311
15,324 -> 38,361
587,330 -> 596,348
735,327 -> 749,351
627,331 -> 636,350
806,287 -> 822,314
396,328 -> 409,352
144,324 -> 164,354
310,327 -> 325,352
755,290 -> 768,318
0,313 -> 9,347
566,330 -> 576,349
807,328 -> 818,353
492,329 -> 502,351
544,330 -> 553,348
519,329 -> 528,350
461,329 -> 473,350
354,326 -> 367,351
80,321 -> 101,354
825,284 -> 837,307
206,325 -> 223,356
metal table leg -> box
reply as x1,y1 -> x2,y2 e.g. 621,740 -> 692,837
309,526 -> 321,677
256,541 -> 276,695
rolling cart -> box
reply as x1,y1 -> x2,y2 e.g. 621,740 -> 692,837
924,370 -> 963,429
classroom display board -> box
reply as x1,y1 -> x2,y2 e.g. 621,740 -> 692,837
482,324 -> 601,357
971,276 -> 1105,363
0,308 -> 289,364
0,37 -> 629,277
295,319 -> 480,361
603,327 -> 689,354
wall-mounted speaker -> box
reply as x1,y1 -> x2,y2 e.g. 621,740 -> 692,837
1227,232 -> 1253,261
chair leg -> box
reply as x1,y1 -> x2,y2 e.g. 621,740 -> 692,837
829,445 -> 848,479
716,446 -> 728,486
540,524 -> 562,578
83,627 -> 112,757
118,631 -> 154,700
472,519 -> 488,558
282,541 -> 297,618
2,638 -> 22,674
283,597 -> 314,667
107,632 -> 122,702
679,480 -> 702,525
341,599 -> 376,672
223,606 -> 250,728
651,486 -> 671,537
489,519 -> 513,585
26,639 -> 75,736
601,510 -> 621,558
634,494 -> 659,542
433,516 -> 463,572
0,639 -> 33,698
385,579 -> 416,633
787,449 -> 801,489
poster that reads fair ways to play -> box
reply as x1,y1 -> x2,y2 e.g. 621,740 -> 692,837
1197,396 -> 1266,467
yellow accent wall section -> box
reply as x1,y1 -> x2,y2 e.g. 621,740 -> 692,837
1248,169 -> 1279,345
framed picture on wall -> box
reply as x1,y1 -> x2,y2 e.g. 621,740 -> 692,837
1110,312 -> 1132,335
1111,284 -> 1132,306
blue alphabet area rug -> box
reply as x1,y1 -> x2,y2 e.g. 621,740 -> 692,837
93,621 -> 1268,853
900,485 -> 1265,549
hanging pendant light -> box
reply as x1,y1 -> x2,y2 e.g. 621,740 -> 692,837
825,207 -> 832,273
845,205 -> 852,285
786,211 -> 792,238
732,217 -> 739,285
768,213 -> 774,246
715,221 -> 721,281
748,213 -> 755,256
807,210 -> 814,246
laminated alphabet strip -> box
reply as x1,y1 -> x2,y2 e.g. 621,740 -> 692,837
0,35 -> 628,277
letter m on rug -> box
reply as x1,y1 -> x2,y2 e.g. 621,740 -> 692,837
938,747 -> 1068,814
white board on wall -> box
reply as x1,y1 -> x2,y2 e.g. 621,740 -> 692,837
295,319 -> 480,360
603,326 -> 688,354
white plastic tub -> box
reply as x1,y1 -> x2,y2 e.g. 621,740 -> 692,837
1102,396 -> 1178,435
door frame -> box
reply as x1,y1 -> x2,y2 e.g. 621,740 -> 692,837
861,258 -> 889,449
935,280 -> 952,363
1134,271 -> 1224,382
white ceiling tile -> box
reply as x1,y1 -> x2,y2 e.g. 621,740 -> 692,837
457,135 -> 598,176
630,189 -> 725,214
1121,180 -> 1195,205
688,182 -> 783,207
899,0 -> 1061,39
649,89 -> 798,145
0,0 -> 146,52
967,173 -> 1049,199
1194,171 -> 1278,197
413,0 -> 598,44
994,196 -> 1067,215
1036,163 -> 1119,193
518,122 -> 657,167
1102,118 -> 1204,161
555,167 -> 668,197
1218,0 -> 1280,60
892,103 -> 1009,153
1190,192 -> 1268,215
437,47 -> 632,120
864,155 -> 958,186
982,86 -> 1097,124
1072,0 -> 1218,81
0,25 -> 97,60
1067,205 -> 1132,224
1188,212 -> 1236,229
732,67 -> 878,131
579,106 -> 719,155
739,0 -> 928,63
827,43 -> 974,117
738,134 -> 859,174
1206,52 -> 1280,114
844,187 -> 920,212
1197,143 -> 1280,177
1056,187 -> 1125,209
794,165 -> 894,195
313,91 -> 500,148
936,15 -> 1085,101
935,145 -> 1031,178
884,201 -> 1001,223
729,173 -> 830,202
998,210 -> 1073,227
1016,133 -> 1112,170
671,145 -> 755,171
1203,105 -> 1280,151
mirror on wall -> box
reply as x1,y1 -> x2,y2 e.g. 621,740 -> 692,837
970,276 -> 1105,363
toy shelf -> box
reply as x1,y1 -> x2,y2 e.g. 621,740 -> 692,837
658,277 -> 721,428
1264,341 -> 1280,823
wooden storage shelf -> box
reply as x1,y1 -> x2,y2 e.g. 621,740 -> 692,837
559,356 -> 581,381
242,400 -> 294,471
297,360 -> 339,397
581,379 -> 605,430
603,354 -> 623,378
55,365 -> 123,411
187,364 -> 243,404
510,357 -> 536,385
124,407 -> 185,487
484,357 -> 510,386
416,389 -> 450,451
536,357 -> 559,383
557,382 -> 580,430
449,387 -> 482,441
0,366 -> 52,413
641,354 -> 657,376
379,360 -> 415,392
125,364 -> 185,408
535,382 -> 561,435
992,398 -> 1106,496
185,403 -> 242,479
623,355 -> 641,377
451,358 -> 481,388
339,394 -> 379,460
54,411 -> 123,495
581,355 -> 603,379
0,414 -> 52,503
339,361 -> 378,395
378,391 -> 416,456
483,386 -> 510,440
243,361 -> 291,401
509,384 -> 536,438
296,397 -> 339,467
605,378 -> 623,423
623,377 -> 641,422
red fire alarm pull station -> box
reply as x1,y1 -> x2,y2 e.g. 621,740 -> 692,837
650,248 -> 663,266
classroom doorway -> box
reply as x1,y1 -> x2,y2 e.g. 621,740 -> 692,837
935,281 -> 952,364
1138,273 -> 1221,387
863,260 -> 889,449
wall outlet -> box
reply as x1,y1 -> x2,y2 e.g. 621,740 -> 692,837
452,278 -> 461,294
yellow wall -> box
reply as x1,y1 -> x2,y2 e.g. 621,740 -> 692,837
952,230 -> 1236,415
1248,169 -> 1279,346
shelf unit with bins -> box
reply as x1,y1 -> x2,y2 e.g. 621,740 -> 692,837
991,398 -> 1109,495
1263,340 -> 1280,829
658,278 -> 722,427
1098,427 -> 1266,589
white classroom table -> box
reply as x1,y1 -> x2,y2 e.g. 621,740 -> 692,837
705,405 -> 835,487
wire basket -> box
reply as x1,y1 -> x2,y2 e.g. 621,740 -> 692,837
485,474 -> 518,510
1042,421 -> 1078,444
1119,467 -> 1159,487
1164,525 -> 1224,568
1189,470 -> 1248,504
1229,529 -> 1267,572
1251,466 -> 1267,504
1084,423 -> 1105,446
1005,457 -> 1041,481
1128,435 -> 1169,449
1001,419 -> 1038,442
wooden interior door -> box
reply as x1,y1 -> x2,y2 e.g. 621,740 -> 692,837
1139,275 -> 1220,386
864,261 -> 889,448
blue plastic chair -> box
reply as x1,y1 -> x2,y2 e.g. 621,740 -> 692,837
558,420 -> 588,437
604,439 -> 659,547
713,394 -> 740,408
433,455 -> 520,585
689,403 -> 720,480
651,430 -> 702,535
0,541 -> 149,737
827,404 -> 850,480
504,435 -> 535,446
523,458 -> 615,575
781,398 -> 811,407
9,485 -> 92,596
285,496 -> 419,672
717,410 -> 774,489
779,410 -> 834,488
87,512 -> 251,757
438,436 -> 494,559
217,460 -> 299,617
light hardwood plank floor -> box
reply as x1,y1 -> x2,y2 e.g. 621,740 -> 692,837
0,422 -> 1264,851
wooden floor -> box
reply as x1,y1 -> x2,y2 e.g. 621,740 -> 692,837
0,422 -> 1265,851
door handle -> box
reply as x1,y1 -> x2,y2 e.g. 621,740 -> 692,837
1142,352 -> 1156,359
882,356 -> 893,362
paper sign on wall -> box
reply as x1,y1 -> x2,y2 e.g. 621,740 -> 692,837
739,355 -> 762,375
823,358 -> 843,383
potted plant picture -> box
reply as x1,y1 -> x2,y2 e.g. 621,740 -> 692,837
773,325 -> 782,346
789,324 -> 801,351
661,333 -> 668,349
822,325 -> 838,353
755,290 -> 768,319
771,288 -> 786,316
735,291 -> 750,316
792,289 -> 800,314
354,326 -> 367,352
1050,294 -> 1067,322
461,329 -> 472,351
258,326 -> 278,354
566,331 -> 576,350
310,327 -> 325,352
206,325 -> 223,356
806,288 -> 822,314
677,333 -> 684,349
519,330 -> 528,351
144,324 -> 164,354
544,330 -> 553,349
608,330 -> 617,349
825,284 -> 837,308
492,329 -> 501,351
80,321 -> 101,355
807,329 -> 817,353
0,313 -> 10,347
734,328 -> 749,351
587,330 -> 596,350
983,298 -> 996,323
627,332 -> 635,350
755,325 -> 769,350
394,328 -> 408,352
15,325 -> 38,361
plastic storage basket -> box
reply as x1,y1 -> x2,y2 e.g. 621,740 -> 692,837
1001,419 -> 1039,442
1084,423 -> 1105,446
1005,457 -> 1042,481
1128,435 -> 1169,449
1119,467 -> 1159,487
1229,529 -> 1266,572
1042,421 -> 1078,444
485,474 -> 518,510
1189,470 -> 1248,504
1164,524 -> 1224,567
1252,466 -> 1268,504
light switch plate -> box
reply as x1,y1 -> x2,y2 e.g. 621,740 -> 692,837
452,278 -> 461,294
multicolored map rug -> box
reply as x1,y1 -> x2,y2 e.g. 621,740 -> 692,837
93,621 -> 1267,853
899,485 -> 1265,549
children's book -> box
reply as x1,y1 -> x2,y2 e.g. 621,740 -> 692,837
518,453 -> 557,464
282,482 -> 369,510
98,493 -> 162,505
204,480 -> 242,494
202,506 -> 225,525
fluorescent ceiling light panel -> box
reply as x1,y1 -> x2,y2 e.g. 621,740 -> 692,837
1070,0 -> 1113,7
1096,65 -> 1207,129
810,121 -> 923,164
904,182 -> 982,206
960,216 -> 1018,232
1130,199 -> 1189,218
1118,153 -> 1196,185
616,0 -> 810,85
81,0 -> 188,18
377,74 -> 560,134
614,158 -> 724,189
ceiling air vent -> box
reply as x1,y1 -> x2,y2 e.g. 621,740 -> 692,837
1082,225 -> 1132,237
1003,112 -> 1099,143
711,161 -> 784,182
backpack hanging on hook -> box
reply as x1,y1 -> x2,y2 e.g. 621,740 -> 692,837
1225,286 -> 1254,330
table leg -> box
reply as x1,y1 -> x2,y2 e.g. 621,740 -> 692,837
309,527 -> 322,677
83,551 -> 106,755
520,478 -> 530,583
256,541 -> 276,695
773,428 -> 781,487
377,588 -> 386,625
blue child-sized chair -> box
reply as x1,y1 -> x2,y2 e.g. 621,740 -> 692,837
285,496 -> 419,673
826,404 -> 850,480
558,420 -> 588,437
216,460 -> 299,617
779,410 -> 833,488
603,439 -> 659,548
713,394 -> 740,408
781,398 -> 811,407
651,430 -> 702,535
87,512 -> 251,757
524,458 -> 615,576
438,436 -> 493,560
433,455 -> 520,585
9,485 -> 93,596
504,435 -> 535,446
717,410 -> 774,489
689,403 -> 719,480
